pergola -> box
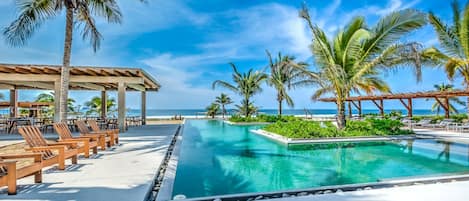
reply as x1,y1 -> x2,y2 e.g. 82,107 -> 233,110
318,91 -> 469,118
0,63 -> 160,131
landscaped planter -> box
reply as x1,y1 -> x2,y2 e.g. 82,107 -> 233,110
223,120 -> 272,125
250,129 -> 417,145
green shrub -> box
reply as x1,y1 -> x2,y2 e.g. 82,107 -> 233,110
228,114 -> 300,123
263,118 -> 413,139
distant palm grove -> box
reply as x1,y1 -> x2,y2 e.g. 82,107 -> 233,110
211,1 -> 469,129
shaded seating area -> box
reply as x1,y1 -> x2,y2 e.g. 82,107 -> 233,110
0,64 -> 160,133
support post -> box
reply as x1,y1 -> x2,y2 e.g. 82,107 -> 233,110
9,89 -> 18,118
101,91 -> 107,119
371,99 -> 384,117
358,100 -> 362,117
141,91 -> 146,125
445,97 -> 450,118
54,81 -> 61,122
347,101 -> 352,118
118,82 -> 126,132
408,98 -> 413,117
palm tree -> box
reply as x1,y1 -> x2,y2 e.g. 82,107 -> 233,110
206,103 -> 220,119
427,83 -> 465,115
35,92 -> 75,116
266,50 -> 310,117
212,63 -> 267,118
4,0 -> 125,122
214,93 -> 233,119
422,1 -> 469,115
84,95 -> 116,116
299,6 -> 427,129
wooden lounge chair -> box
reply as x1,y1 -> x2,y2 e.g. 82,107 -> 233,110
18,126 -> 78,170
0,153 -> 42,195
88,120 -> 119,145
76,121 -> 113,147
53,122 -> 100,158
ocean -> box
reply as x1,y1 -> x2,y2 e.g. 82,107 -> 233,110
126,109 -> 445,119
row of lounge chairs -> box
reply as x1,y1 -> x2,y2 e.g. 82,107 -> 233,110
0,120 -> 119,195
401,118 -> 469,131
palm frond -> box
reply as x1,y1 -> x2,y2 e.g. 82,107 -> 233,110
3,0 -> 57,46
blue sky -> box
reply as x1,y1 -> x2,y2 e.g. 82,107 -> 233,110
0,0 -> 464,110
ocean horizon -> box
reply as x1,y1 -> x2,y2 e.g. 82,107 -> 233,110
125,109 -> 453,118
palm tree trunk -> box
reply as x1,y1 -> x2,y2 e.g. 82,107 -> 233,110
222,105 -> 225,119
336,100 -> 346,129
245,97 -> 250,117
466,83 -> 469,116
278,99 -> 283,117
58,7 -> 74,122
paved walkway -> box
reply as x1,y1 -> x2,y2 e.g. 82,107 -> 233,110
0,124 -> 179,201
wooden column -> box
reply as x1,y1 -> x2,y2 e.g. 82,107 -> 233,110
399,98 -> 413,117
54,81 -> 61,122
347,101 -> 352,118
9,89 -> 18,118
141,91 -> 146,125
372,99 -> 384,117
358,100 -> 362,117
408,98 -> 413,117
118,82 -> 126,132
101,91 -> 107,119
445,97 -> 450,118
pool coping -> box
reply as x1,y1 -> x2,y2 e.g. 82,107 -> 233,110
153,120 -> 186,201
250,129 -> 419,144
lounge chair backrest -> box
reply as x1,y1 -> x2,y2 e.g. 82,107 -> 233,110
53,122 -> 74,139
76,120 -> 91,134
18,126 -> 54,159
88,120 -> 100,132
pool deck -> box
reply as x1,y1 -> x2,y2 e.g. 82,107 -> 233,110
265,180 -> 469,201
0,124 -> 179,201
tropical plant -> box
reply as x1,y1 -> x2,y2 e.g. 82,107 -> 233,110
214,93 -> 233,119
266,50 -> 310,116
35,92 -> 75,117
84,95 -> 116,116
206,103 -> 220,118
212,63 -> 267,117
422,1 -> 469,115
426,83 -> 465,115
4,0 -> 127,122
299,6 -> 427,129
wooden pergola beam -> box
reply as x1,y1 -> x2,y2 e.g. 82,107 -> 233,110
0,73 -> 144,84
398,98 -> 413,117
127,84 -> 146,91
3,81 -> 54,90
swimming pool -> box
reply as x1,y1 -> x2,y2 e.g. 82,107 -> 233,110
172,120 -> 469,199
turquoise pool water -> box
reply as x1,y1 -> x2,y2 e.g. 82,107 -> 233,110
172,120 -> 469,198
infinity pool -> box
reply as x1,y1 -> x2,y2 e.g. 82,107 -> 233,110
172,120 -> 469,198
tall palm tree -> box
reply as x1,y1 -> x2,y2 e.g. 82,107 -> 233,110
206,103 -> 220,119
215,93 -> 233,119
427,83 -> 465,115
422,1 -> 469,115
4,0 -> 125,122
266,50 -> 310,117
84,95 -> 116,116
212,63 -> 267,118
299,6 -> 427,129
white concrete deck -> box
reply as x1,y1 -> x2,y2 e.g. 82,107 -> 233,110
0,124 -> 179,201
266,180 -> 469,201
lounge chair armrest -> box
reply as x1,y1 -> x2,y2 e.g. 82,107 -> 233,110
26,145 -> 66,152
48,141 -> 78,146
0,153 -> 42,161
59,138 -> 90,142
89,131 -> 107,135
79,134 -> 104,139
0,160 -> 17,167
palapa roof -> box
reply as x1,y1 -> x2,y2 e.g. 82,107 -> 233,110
318,90 -> 469,102
0,63 -> 160,91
